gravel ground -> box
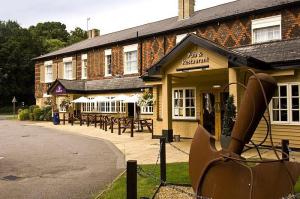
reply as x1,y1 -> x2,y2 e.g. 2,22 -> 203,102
154,185 -> 194,199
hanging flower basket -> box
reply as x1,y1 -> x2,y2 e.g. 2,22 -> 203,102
138,89 -> 154,107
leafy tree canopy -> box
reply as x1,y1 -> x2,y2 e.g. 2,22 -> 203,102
68,27 -> 88,45
0,21 -> 88,107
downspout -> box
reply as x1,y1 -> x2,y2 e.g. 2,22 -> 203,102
56,56 -> 58,79
137,31 -> 143,76
75,53 -> 77,80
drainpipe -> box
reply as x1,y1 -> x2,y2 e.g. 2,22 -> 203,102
137,31 -> 143,76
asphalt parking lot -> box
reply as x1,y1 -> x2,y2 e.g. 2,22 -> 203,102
0,120 -> 125,199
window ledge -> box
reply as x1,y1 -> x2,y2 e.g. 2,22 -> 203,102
140,113 -> 153,115
172,119 -> 200,122
271,122 -> 300,126
124,72 -> 139,75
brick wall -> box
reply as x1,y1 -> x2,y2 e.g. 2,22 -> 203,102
35,7 -> 300,99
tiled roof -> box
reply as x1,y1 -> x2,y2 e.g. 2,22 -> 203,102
58,79 -> 85,91
34,0 -> 299,60
56,77 -> 150,93
233,38 -> 300,64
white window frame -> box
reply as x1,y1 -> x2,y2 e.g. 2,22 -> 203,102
124,44 -> 138,75
63,57 -> 73,80
105,49 -> 112,77
141,105 -> 153,114
252,15 -> 282,44
270,83 -> 300,125
44,60 -> 53,83
172,87 -> 196,120
81,97 -> 126,113
81,54 -> 88,80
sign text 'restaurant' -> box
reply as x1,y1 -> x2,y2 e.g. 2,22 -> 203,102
182,52 -> 209,66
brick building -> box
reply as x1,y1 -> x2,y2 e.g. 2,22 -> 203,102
34,0 -> 300,147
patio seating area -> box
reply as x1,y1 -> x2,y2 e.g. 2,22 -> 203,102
61,112 -> 153,137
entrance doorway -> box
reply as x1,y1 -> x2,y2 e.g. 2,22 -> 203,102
221,92 -> 229,131
128,103 -> 135,118
202,93 -> 215,135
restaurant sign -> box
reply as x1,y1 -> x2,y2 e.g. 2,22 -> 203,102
54,84 -> 66,95
182,51 -> 209,66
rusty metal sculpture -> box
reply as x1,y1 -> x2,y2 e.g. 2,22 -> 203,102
189,72 -> 300,199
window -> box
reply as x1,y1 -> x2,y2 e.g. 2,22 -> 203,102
141,106 -> 153,114
173,88 -> 196,119
82,54 -> 87,79
82,97 -> 95,112
271,83 -> 300,124
105,49 -> 112,76
81,97 -> 126,113
117,101 -> 126,113
252,15 -> 281,44
63,57 -> 73,80
124,44 -> 138,74
45,64 -> 53,83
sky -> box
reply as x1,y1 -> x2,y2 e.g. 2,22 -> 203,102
0,0 -> 235,34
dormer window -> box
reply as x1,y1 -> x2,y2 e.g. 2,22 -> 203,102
252,15 -> 281,44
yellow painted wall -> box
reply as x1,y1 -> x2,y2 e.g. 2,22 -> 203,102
164,44 -> 228,75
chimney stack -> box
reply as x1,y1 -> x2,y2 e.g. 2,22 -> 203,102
178,0 -> 195,20
88,29 -> 100,39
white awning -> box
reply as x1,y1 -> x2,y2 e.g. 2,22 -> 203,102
71,97 -> 90,103
114,95 -> 130,101
124,94 -> 140,103
91,96 -> 110,102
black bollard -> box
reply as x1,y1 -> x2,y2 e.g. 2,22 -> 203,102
160,137 -> 166,185
118,119 -> 121,135
282,139 -> 290,161
127,160 -> 137,199
131,118 -> 134,137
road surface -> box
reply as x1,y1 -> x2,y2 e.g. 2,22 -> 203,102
0,120 -> 125,199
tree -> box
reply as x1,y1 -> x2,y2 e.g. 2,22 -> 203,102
29,22 -> 70,53
0,21 -> 41,107
68,27 -> 87,45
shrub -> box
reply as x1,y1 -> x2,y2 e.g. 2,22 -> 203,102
33,107 -> 43,121
0,106 -> 12,114
19,109 -> 30,121
29,105 -> 39,113
44,110 -> 52,121
29,113 -> 34,121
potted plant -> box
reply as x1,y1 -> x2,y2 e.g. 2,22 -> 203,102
221,95 -> 236,149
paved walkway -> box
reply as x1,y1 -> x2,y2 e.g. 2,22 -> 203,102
29,121 -> 300,164
0,120 -> 124,199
